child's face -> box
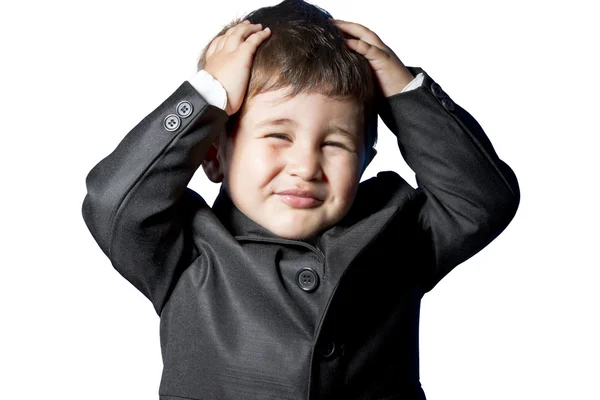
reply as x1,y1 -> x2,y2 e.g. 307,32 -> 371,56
208,87 -> 370,240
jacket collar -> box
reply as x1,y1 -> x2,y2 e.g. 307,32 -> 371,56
211,185 -> 321,247
210,176 -> 404,288
210,173 -> 403,257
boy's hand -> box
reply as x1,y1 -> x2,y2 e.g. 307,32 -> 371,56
330,19 -> 415,98
204,20 -> 272,116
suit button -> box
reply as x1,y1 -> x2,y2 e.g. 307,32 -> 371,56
441,96 -> 456,111
296,268 -> 319,292
321,341 -> 336,359
176,100 -> 193,118
430,82 -> 445,99
164,114 -> 181,131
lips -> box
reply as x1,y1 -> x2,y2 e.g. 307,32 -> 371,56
276,188 -> 323,208
277,189 -> 321,199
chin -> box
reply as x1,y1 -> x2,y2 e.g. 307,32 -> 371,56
269,224 -> 318,241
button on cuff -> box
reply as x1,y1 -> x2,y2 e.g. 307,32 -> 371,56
176,100 -> 193,118
430,82 -> 445,99
164,114 -> 181,131
441,96 -> 456,111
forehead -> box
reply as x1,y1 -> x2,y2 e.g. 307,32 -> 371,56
240,87 -> 361,133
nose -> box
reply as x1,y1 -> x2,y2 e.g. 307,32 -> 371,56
285,144 -> 323,181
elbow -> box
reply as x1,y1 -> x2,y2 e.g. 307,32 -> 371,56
503,162 -> 521,218
486,183 -> 520,241
490,161 -> 520,231
81,178 -> 117,258
504,171 -> 521,226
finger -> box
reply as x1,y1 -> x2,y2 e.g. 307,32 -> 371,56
208,21 -> 248,57
224,23 -> 264,51
331,19 -> 386,50
344,38 -> 388,63
206,36 -> 220,59
225,20 -> 248,36
240,27 -> 271,53
227,20 -> 260,39
217,34 -> 226,52
209,36 -> 227,57
220,20 -> 253,50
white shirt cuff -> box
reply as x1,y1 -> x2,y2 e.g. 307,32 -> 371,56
400,72 -> 425,93
187,69 -> 228,110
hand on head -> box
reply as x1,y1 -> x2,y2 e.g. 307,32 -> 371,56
204,20 -> 272,116
330,18 -> 414,97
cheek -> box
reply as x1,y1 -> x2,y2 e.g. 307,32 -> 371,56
326,156 -> 361,199
228,141 -> 281,186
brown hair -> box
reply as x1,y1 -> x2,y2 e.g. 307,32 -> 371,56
197,0 -> 379,161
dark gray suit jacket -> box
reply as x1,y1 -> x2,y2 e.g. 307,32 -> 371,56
82,66 -> 520,399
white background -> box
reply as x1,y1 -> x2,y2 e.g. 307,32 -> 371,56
1,0 -> 598,399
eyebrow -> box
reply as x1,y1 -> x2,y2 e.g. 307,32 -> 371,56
255,117 -> 358,140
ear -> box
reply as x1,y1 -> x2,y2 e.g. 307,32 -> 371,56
202,142 -> 224,183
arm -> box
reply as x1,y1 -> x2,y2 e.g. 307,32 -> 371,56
378,66 -> 520,292
82,81 -> 228,314
329,19 -> 519,292
82,20 -> 269,315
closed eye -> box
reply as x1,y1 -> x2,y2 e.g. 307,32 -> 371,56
266,133 -> 291,141
323,141 -> 349,149
266,134 -> 350,150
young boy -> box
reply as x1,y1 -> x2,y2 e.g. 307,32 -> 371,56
82,0 -> 520,399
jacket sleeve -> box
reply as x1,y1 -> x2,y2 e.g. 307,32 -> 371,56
82,81 -> 229,314
377,66 -> 520,293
